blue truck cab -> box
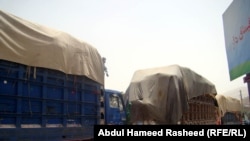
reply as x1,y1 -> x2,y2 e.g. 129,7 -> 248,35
104,89 -> 127,125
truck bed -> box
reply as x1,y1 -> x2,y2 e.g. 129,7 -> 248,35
0,59 -> 102,141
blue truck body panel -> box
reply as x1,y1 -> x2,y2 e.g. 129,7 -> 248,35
0,59 -> 102,141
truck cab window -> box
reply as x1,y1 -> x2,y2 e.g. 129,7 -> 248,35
109,94 -> 119,108
118,98 -> 124,111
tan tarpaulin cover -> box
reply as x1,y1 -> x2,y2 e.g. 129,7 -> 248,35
124,64 -> 217,124
215,94 -> 242,117
0,10 -> 104,85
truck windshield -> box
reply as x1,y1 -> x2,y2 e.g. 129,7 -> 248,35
109,94 -> 124,111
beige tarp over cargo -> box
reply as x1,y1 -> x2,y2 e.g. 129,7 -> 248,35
215,94 -> 242,117
0,10 -> 104,85
124,64 -> 217,124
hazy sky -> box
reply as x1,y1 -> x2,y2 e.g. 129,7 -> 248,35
1,0 -> 248,97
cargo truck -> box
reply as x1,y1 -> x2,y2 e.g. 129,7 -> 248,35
215,94 -> 242,125
0,10 -> 126,141
124,65 -> 220,125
